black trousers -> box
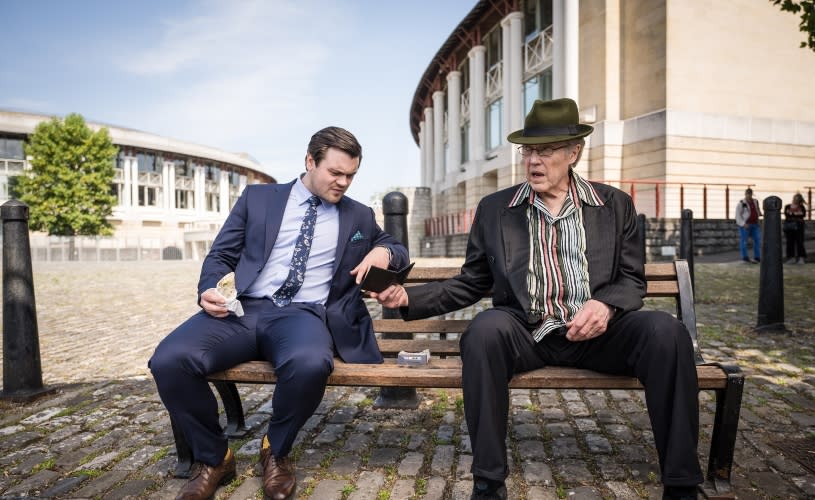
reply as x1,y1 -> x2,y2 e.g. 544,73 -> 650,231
460,308 -> 704,487
149,299 -> 334,466
784,226 -> 807,259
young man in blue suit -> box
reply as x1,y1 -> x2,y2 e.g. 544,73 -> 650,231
374,99 -> 702,500
150,126 -> 408,500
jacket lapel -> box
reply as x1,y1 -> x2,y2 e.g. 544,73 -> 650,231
263,181 -> 295,261
501,204 -> 531,313
332,198 -> 353,276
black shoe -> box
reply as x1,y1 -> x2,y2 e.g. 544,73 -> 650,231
662,485 -> 698,499
471,477 -> 507,499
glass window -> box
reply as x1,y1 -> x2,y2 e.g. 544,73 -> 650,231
524,0 -> 553,40
206,165 -> 221,181
485,28 -> 502,69
137,153 -> 157,172
523,69 -> 553,115
487,99 -> 503,150
0,137 -> 25,160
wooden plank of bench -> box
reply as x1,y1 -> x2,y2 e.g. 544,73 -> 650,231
208,360 -> 728,390
406,263 -> 679,282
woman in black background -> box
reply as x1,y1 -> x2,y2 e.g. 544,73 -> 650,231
783,193 -> 808,264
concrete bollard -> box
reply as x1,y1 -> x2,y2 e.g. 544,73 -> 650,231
679,209 -> 695,293
756,196 -> 786,332
374,191 -> 420,409
1,200 -> 53,401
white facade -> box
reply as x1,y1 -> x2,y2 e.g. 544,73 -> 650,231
0,110 -> 275,260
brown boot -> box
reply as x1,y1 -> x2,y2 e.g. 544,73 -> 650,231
175,449 -> 236,500
260,447 -> 296,500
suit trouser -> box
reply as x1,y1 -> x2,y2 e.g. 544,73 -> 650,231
460,308 -> 704,487
149,298 -> 334,467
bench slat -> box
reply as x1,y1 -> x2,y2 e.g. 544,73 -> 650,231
208,360 -> 728,390
404,263 -> 678,282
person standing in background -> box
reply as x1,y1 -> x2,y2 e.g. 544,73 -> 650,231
783,193 -> 807,264
735,188 -> 762,263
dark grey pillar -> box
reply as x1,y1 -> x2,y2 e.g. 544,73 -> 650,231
374,192 -> 420,409
679,209 -> 695,293
636,214 -> 647,262
1,200 -> 53,401
756,196 -> 786,332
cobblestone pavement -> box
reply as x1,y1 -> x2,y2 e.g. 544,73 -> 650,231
1,257 -> 814,499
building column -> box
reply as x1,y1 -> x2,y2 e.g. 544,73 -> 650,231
130,157 -> 139,208
501,17 -> 512,143
469,45 -> 486,163
194,165 -> 204,216
601,0 -> 623,184
123,156 -> 134,209
219,171 -> 230,215
508,12 -> 524,131
554,0 -> 579,99
166,161 -> 176,212
424,108 -> 435,185
419,121 -> 427,186
446,71 -> 462,174
432,90 -> 445,184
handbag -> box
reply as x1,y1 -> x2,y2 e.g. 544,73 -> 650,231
783,220 -> 798,232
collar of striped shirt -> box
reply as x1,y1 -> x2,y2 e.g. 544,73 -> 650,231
507,170 -> 605,210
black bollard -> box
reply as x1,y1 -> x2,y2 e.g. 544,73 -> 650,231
374,191 -> 420,409
636,214 -> 647,262
1,200 -> 53,401
679,209 -> 695,293
756,196 -> 786,332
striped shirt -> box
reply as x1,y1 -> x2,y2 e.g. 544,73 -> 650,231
508,171 -> 605,342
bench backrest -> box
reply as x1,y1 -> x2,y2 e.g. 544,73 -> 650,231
372,260 -> 702,364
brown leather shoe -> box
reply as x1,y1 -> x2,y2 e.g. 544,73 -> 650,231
260,447 -> 296,500
175,450 -> 236,500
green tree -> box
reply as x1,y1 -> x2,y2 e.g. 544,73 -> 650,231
16,113 -> 118,236
771,0 -> 815,51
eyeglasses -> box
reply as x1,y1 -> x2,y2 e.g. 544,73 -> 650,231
517,145 -> 568,158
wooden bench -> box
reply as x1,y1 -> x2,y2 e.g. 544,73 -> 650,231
170,260 -> 744,498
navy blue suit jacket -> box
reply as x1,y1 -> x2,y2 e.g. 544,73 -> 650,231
198,180 -> 409,363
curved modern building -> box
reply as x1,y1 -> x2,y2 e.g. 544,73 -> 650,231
0,110 -> 275,259
410,0 -> 815,223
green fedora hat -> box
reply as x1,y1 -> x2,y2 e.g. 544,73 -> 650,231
507,98 -> 593,145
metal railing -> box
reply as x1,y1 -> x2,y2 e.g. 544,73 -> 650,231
423,180 -> 812,236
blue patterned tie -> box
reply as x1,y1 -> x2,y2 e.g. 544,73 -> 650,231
271,195 -> 321,307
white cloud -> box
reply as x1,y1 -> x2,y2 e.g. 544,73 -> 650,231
113,0 -> 351,174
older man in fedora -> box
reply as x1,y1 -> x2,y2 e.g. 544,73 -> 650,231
374,98 -> 703,499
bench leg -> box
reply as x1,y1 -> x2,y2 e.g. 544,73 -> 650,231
701,363 -> 744,499
212,380 -> 250,438
170,416 -> 194,478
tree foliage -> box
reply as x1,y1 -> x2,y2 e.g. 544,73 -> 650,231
15,113 -> 118,236
772,0 -> 815,51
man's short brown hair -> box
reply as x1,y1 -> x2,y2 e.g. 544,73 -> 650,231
306,126 -> 362,167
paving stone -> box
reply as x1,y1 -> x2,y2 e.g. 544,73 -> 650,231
314,423 -> 345,444
66,470 -> 130,498
39,474 -> 89,498
390,478 -> 415,499
555,460 -> 594,485
516,439 -> 547,460
227,476 -> 262,499
2,469 -> 60,497
377,428 -> 406,446
550,436 -> 581,459
107,479 -> 156,498
347,470 -> 385,500
368,447 -> 401,468
423,476 -> 447,500
397,451 -> 424,477
455,453 -> 473,480
520,459 -> 553,485
513,423 -> 541,439
310,478 -> 347,499
342,432 -> 371,452
585,433 -> 612,453
329,453 -> 362,475
430,444 -> 455,476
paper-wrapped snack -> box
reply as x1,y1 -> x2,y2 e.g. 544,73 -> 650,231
215,272 -> 244,317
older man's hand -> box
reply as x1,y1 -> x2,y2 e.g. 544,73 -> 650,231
565,299 -> 615,341
371,284 -> 409,309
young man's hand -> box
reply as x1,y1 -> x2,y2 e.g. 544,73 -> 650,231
350,246 -> 391,285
